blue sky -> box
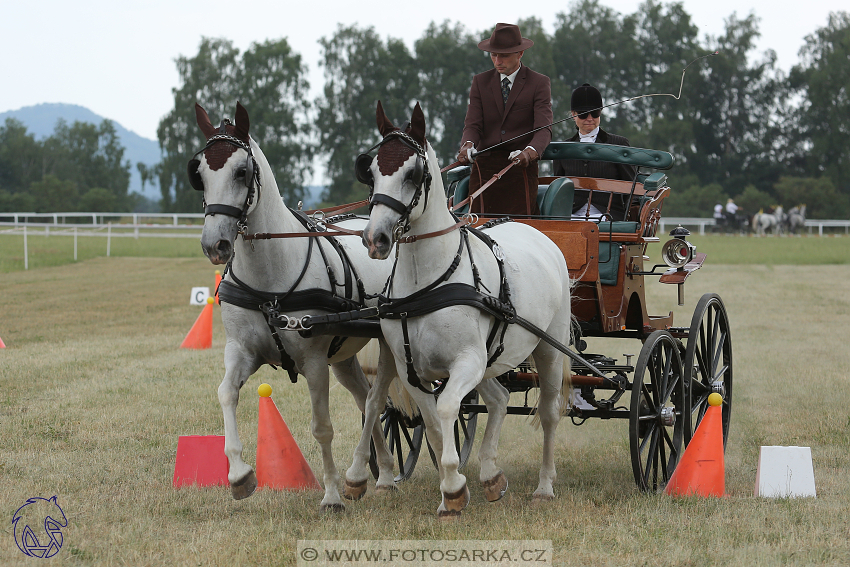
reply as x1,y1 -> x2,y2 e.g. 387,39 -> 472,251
2,0 -> 844,184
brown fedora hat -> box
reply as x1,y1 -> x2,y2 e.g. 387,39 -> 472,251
478,23 -> 534,54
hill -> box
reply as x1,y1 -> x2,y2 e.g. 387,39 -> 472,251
0,103 -> 161,201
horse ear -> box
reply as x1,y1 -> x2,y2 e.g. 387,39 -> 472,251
234,101 -> 250,142
408,102 -> 426,147
195,103 -> 216,139
376,101 -> 396,137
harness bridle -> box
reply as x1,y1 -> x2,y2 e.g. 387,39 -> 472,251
356,130 -> 433,241
188,119 -> 261,235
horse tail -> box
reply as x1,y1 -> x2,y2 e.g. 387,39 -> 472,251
355,338 -> 418,419
357,338 -> 381,383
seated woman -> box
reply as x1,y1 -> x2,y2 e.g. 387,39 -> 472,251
553,84 -> 635,221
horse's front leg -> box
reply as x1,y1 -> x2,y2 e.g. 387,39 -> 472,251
474,378 -> 510,502
435,354 -> 485,518
219,343 -> 260,500
302,358 -> 346,512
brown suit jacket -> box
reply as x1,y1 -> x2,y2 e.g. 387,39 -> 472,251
461,65 -> 553,215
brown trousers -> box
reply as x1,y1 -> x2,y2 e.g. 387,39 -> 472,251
469,151 -> 540,216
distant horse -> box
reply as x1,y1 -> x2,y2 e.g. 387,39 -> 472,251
352,102 -> 571,517
786,205 -> 806,234
753,205 -> 784,236
190,102 -> 398,511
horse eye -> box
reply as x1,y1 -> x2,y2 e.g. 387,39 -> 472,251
235,167 -> 246,179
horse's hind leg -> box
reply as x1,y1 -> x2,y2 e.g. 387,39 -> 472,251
529,340 -> 567,503
474,379 -> 510,502
219,345 -> 260,500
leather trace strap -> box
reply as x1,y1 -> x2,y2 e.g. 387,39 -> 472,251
396,218 -> 470,245
451,161 -> 517,213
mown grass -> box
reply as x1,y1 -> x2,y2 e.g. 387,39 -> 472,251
1,250 -> 849,565
2,230 -> 849,274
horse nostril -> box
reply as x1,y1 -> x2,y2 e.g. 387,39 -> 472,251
215,240 -> 232,259
375,233 -> 389,251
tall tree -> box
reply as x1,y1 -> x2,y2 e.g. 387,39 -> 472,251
157,37 -> 313,212
315,25 -> 419,205
41,119 -> 131,206
0,118 -> 43,195
789,12 -> 850,194
414,21 -> 482,168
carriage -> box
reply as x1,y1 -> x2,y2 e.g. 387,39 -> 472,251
365,139 -> 733,493
192,102 -> 732,514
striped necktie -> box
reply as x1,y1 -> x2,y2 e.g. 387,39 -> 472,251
501,77 -> 511,105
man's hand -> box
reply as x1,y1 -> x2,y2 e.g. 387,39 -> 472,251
457,141 -> 476,165
508,147 -> 538,168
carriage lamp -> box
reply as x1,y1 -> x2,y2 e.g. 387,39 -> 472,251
661,226 -> 696,269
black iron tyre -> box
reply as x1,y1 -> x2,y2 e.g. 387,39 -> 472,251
629,330 -> 686,492
683,293 -> 733,447
427,389 -> 479,471
367,403 -> 424,482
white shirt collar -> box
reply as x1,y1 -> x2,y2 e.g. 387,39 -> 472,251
579,126 -> 600,143
500,63 -> 522,87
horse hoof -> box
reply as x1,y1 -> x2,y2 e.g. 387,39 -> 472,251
531,493 -> 555,505
374,484 -> 398,496
319,502 -> 346,513
230,471 -> 257,500
482,471 -> 508,502
438,509 -> 462,521
442,484 -> 470,512
342,478 -> 368,501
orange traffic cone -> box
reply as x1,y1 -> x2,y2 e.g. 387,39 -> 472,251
214,270 -> 221,305
0,336 -> 5,348
173,435 -> 229,487
180,297 -> 213,349
665,393 -> 725,497
255,383 -> 321,491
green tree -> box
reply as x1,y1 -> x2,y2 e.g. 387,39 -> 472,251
157,37 -> 313,212
0,118 -> 44,195
414,21 -> 482,168
662,182 -> 727,217
29,175 -> 79,213
736,184 -> 773,215
315,25 -> 419,205
789,12 -> 850,196
773,176 -> 850,219
41,119 -> 131,207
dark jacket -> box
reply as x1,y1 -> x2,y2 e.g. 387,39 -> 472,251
461,65 -> 552,215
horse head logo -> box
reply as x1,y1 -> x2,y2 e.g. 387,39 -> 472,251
12,496 -> 67,558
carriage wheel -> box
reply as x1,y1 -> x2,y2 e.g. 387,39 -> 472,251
683,293 -> 733,447
427,389 -> 479,471
629,330 -> 686,492
367,403 -> 424,482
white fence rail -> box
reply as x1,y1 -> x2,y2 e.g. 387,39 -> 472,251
659,217 -> 850,236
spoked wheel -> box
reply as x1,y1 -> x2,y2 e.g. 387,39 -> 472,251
629,330 -> 686,492
368,402 -> 424,482
683,293 -> 733,447
427,389 -> 479,471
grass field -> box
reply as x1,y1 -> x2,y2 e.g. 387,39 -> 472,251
1,236 -> 850,566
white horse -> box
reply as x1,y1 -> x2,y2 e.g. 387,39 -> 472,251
787,204 -> 806,234
350,102 -> 571,517
753,205 -> 784,236
191,102 -> 399,511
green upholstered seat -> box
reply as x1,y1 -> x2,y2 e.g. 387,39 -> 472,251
447,166 -> 471,214
541,142 -> 674,170
597,221 -> 640,233
642,171 -> 668,191
537,177 -> 574,218
597,242 -> 621,285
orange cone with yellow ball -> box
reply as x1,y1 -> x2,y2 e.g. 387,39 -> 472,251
255,383 -> 321,491
665,393 -> 725,497
180,297 -> 214,349
0,336 -> 5,348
